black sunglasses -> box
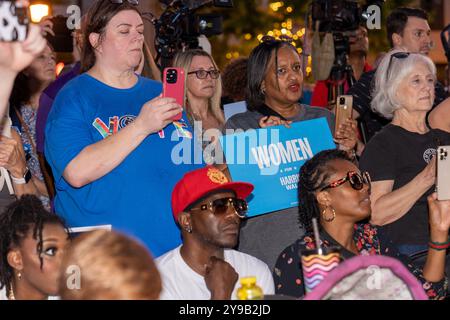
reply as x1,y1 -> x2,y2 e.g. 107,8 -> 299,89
321,171 -> 371,191
189,197 -> 248,219
188,69 -> 220,80
109,0 -> 139,4
386,52 -> 410,81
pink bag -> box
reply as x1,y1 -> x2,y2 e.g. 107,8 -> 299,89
303,255 -> 428,300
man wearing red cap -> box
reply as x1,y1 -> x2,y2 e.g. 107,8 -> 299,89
156,166 -> 275,300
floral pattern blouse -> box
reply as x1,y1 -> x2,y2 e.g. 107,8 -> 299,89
13,105 -> 50,210
273,223 -> 448,300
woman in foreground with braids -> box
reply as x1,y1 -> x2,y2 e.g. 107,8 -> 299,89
0,195 -> 69,300
273,149 -> 450,299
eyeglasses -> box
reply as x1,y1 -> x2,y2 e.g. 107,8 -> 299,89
321,171 -> 371,191
188,69 -> 220,79
109,0 -> 139,4
386,52 -> 410,81
189,197 -> 248,219
92,0 -> 139,20
260,35 -> 294,44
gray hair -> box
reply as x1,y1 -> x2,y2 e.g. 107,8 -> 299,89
371,49 -> 436,119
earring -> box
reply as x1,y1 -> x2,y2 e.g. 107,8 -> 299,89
8,285 -> 15,300
185,225 -> 192,233
322,206 -> 336,222
17,272 -> 22,281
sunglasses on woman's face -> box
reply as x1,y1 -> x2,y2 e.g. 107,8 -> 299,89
189,197 -> 248,219
321,171 -> 371,191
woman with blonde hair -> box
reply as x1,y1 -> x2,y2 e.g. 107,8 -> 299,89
173,49 -> 225,131
59,230 -> 161,300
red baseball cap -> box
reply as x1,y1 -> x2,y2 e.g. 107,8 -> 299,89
171,166 -> 254,221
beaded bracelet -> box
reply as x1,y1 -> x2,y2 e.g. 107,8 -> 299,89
429,239 -> 450,251
429,238 -> 450,246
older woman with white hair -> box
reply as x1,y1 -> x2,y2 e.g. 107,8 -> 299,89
359,50 -> 450,257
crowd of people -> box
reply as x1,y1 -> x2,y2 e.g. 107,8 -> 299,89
0,0 -> 449,300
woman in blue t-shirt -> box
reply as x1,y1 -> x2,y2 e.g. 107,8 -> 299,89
45,0 -> 201,257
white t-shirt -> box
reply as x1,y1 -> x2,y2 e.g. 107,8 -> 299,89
0,287 -> 7,300
156,245 -> 275,300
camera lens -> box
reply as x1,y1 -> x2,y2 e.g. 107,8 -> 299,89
166,69 -> 177,83
340,98 -> 345,104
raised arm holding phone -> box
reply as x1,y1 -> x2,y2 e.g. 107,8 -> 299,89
44,0 -> 201,258
0,22 -> 46,119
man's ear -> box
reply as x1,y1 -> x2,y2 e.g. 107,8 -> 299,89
7,249 -> 23,272
89,32 -> 101,52
316,190 -> 331,208
178,212 -> 192,232
392,33 -> 403,48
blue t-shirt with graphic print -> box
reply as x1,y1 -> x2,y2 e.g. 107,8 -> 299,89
45,74 -> 203,257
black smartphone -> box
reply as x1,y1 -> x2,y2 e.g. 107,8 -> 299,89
46,15 -> 73,52
0,0 -> 29,42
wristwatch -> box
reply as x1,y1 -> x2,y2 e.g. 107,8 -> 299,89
10,167 -> 32,185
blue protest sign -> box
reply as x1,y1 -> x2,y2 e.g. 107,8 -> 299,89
220,117 -> 335,217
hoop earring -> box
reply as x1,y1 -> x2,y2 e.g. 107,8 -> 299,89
322,206 -> 336,222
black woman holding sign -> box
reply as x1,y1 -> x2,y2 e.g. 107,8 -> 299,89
224,38 -> 358,271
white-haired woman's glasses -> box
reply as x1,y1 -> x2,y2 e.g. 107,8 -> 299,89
386,52 -> 410,80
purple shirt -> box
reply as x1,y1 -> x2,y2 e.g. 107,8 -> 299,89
36,62 -> 81,153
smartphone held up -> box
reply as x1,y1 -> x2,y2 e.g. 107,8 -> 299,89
162,67 -> 185,121
334,95 -> 353,137
437,146 -> 450,201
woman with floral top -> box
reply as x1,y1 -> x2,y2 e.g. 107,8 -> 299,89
273,149 -> 450,299
9,43 -> 56,210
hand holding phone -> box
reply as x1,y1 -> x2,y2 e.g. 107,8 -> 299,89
334,95 -> 353,137
162,67 -> 185,121
0,0 -> 29,42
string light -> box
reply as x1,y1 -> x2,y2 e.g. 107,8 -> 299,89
230,4 -> 314,78
29,3 -> 50,23
269,2 -> 284,12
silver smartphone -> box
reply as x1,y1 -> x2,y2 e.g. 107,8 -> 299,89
437,146 -> 450,201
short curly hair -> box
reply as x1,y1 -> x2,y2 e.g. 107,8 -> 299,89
222,58 -> 248,101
